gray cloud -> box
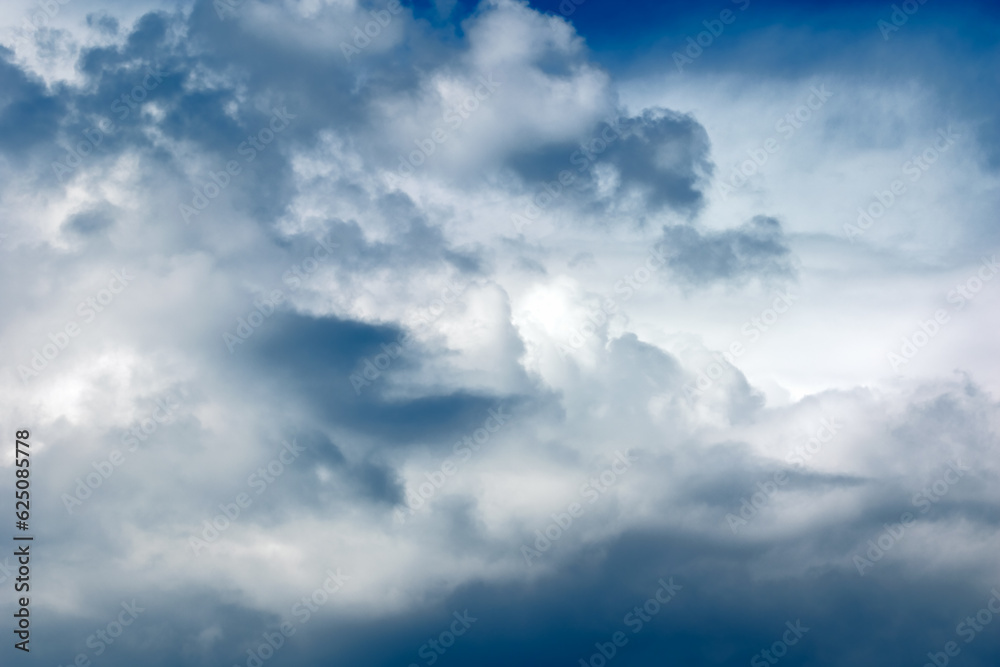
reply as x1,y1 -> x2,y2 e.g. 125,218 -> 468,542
657,215 -> 795,288
0,1 -> 998,666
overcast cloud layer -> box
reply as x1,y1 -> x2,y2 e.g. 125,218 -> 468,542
1,0 -> 1000,665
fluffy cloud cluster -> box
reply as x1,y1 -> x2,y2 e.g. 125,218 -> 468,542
0,0 -> 999,665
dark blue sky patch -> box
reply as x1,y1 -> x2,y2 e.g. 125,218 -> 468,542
0,50 -> 65,155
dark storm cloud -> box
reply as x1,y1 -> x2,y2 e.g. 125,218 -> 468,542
506,108 -> 713,217
3,2 -> 999,667
307,195 -> 483,276
24,543 -> 1000,667
600,108 -> 713,212
63,203 -> 116,235
657,215 -> 795,288
87,375 -> 995,667
228,428 -> 406,516
374,531 -> 995,667
234,311 -> 512,445
671,438 -> 865,512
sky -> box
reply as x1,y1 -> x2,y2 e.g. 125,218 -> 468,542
1,0 -> 999,665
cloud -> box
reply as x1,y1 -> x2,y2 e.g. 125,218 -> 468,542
0,0 -> 998,665
657,215 -> 795,288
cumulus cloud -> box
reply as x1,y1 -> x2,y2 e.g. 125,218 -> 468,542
0,0 -> 999,665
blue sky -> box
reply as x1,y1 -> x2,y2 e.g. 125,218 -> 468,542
1,0 -> 999,665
